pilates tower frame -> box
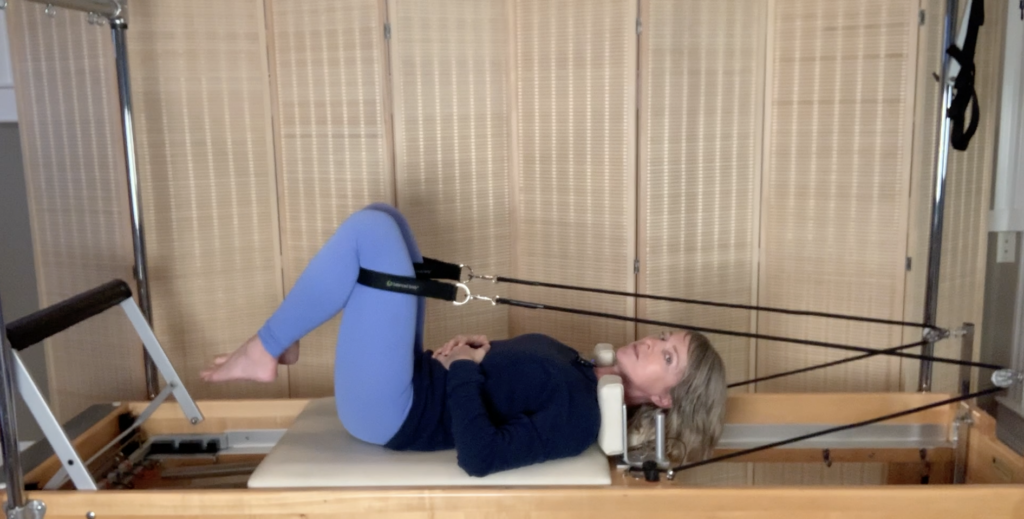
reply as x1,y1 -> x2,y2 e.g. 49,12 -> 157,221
0,0 -> 1022,518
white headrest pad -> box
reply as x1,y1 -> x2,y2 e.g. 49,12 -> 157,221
597,374 -> 624,456
594,342 -> 616,367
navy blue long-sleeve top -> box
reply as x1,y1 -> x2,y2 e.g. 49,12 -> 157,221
384,333 -> 602,477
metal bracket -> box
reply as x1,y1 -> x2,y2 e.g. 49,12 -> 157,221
951,404 -> 974,484
922,327 -> 951,343
6,500 -> 46,519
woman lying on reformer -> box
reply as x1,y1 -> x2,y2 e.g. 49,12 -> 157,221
200,204 -> 728,477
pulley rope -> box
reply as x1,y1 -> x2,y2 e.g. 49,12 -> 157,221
666,385 -> 1003,473
494,297 -> 1003,371
728,340 -> 930,388
491,275 -> 938,331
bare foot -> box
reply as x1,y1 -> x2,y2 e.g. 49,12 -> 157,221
200,335 -> 279,383
278,342 -> 300,365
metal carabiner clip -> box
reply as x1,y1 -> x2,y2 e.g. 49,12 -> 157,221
453,283 -> 499,306
459,264 -> 497,284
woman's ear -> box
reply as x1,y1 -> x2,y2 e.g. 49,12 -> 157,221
651,393 -> 672,409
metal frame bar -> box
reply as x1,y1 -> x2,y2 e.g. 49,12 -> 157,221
14,354 -> 96,490
0,296 -> 28,511
920,0 -> 960,392
22,0 -> 160,401
119,299 -> 202,422
21,0 -> 122,18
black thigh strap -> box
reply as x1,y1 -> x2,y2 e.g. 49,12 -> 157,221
357,268 -> 459,302
413,257 -> 463,281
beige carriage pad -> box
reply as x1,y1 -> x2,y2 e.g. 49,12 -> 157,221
246,398 -> 612,488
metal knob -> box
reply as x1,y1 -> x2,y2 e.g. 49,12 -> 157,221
992,369 -> 1022,389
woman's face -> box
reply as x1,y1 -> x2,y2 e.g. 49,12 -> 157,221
615,331 -> 690,408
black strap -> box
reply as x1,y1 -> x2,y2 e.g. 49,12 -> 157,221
947,0 -> 984,151
414,257 -> 463,281
357,268 -> 459,301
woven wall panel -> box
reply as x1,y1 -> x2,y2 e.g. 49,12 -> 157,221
638,0 -> 765,390
511,0 -> 637,352
637,0 -> 767,486
757,0 -> 917,394
903,0 -> 1004,393
267,0 -> 394,397
389,0 -> 511,349
6,1 -> 145,421
128,0 -> 285,400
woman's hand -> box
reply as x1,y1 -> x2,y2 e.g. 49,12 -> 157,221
435,341 -> 490,370
433,334 -> 490,359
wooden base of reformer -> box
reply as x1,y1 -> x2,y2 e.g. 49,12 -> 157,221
8,393 -> 1024,519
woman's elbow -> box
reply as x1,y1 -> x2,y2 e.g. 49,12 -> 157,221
457,454 -> 496,478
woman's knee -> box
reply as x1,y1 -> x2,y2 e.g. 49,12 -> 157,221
342,207 -> 399,235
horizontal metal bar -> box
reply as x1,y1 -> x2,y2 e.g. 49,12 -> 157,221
716,423 -> 950,450
22,0 -> 122,19
5,280 -> 132,351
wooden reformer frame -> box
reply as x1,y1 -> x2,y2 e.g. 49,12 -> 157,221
3,393 -> 1023,519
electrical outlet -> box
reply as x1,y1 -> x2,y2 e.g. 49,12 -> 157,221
997,232 -> 1017,263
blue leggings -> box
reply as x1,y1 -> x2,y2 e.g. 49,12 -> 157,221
257,204 -> 425,445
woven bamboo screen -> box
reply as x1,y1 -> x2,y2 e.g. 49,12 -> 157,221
127,0 -> 285,400
903,0 -> 1005,394
637,0 -> 766,487
6,1 -> 145,421
265,0 -> 394,397
388,0 -> 512,349
510,0 -> 637,352
756,0 -> 918,396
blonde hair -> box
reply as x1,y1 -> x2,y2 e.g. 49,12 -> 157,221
626,331 -> 727,464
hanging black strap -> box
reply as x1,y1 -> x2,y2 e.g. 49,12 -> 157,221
947,0 -> 985,151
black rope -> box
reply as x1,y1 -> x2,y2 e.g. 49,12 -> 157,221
494,276 -> 937,331
495,298 -> 1003,371
728,340 -> 930,388
669,385 -> 1004,473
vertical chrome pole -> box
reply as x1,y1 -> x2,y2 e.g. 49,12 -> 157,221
0,293 -> 28,513
920,0 -> 960,392
958,323 -> 975,397
655,412 -> 666,466
110,16 -> 159,398
952,323 -> 976,484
